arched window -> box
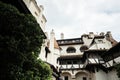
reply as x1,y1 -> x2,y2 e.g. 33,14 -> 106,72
66,47 -> 76,53
80,45 -> 88,52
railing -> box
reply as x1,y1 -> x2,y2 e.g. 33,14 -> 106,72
88,58 -> 104,64
60,53 -> 83,56
60,64 -> 84,70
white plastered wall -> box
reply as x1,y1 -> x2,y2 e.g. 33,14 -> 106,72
95,69 -> 107,80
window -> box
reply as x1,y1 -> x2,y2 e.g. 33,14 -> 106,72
73,60 -> 77,64
80,45 -> 88,52
41,20 -> 43,23
64,76 -> 68,80
60,61 -> 66,65
83,77 -> 87,80
66,47 -> 76,53
98,40 -> 103,43
34,12 -> 38,16
67,61 -> 72,64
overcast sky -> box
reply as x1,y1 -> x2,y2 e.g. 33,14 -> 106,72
36,0 -> 120,41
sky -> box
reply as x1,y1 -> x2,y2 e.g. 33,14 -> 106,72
36,0 -> 120,41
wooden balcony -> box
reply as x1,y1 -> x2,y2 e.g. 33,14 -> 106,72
60,64 -> 84,70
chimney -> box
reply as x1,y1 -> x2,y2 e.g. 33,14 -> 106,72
61,33 -> 64,39
106,31 -> 112,38
40,5 -> 44,11
100,32 -> 105,36
50,29 -> 55,37
106,31 -> 118,46
89,32 -> 94,38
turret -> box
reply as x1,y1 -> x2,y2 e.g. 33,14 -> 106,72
61,33 -> 64,39
50,29 -> 55,51
39,5 -> 44,11
106,31 -> 112,38
105,31 -> 118,46
89,32 -> 94,38
100,32 -> 105,36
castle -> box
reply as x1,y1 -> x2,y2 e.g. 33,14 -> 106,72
39,30 -> 120,80
1,0 -> 120,80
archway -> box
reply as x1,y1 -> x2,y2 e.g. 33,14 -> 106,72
61,72 -> 71,80
66,47 -> 76,53
75,72 -> 89,80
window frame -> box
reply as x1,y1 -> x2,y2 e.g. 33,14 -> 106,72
66,47 -> 76,53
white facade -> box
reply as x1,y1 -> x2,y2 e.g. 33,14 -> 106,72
38,31 -> 120,80
22,1 -> 60,79
93,69 -> 119,80
23,0 -> 48,62
57,32 -> 119,80
21,1 -> 120,80
23,0 -> 47,31
47,30 -> 60,68
89,38 -> 112,50
95,70 -> 107,80
107,70 -> 119,80
60,44 -> 83,55
39,30 -> 60,70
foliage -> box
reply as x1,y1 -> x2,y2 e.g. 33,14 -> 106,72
0,1 -> 52,80
115,63 -> 120,78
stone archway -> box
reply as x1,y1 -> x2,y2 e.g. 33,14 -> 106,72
61,72 -> 72,80
75,72 -> 89,80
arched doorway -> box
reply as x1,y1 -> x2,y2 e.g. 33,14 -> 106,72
61,72 -> 71,80
75,72 -> 88,80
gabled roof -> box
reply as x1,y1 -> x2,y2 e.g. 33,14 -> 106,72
106,37 -> 118,46
47,38 -> 60,49
54,38 -> 60,49
102,42 -> 120,61
90,35 -> 104,46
